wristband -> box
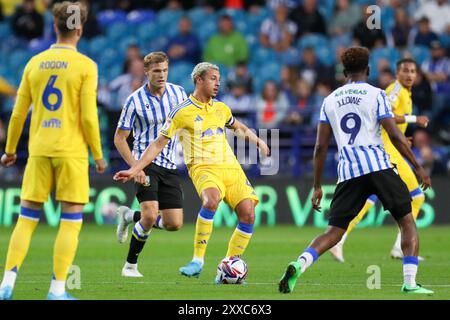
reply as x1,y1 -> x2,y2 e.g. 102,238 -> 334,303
404,115 -> 417,123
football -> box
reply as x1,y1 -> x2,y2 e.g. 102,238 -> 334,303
216,257 -> 248,284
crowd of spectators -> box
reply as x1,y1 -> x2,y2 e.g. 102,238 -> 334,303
0,0 -> 449,178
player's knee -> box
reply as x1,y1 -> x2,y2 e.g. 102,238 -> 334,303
202,197 -> 220,212
239,212 -> 255,224
164,221 -> 183,231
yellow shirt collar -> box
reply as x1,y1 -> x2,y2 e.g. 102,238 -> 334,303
189,94 -> 214,109
50,44 -> 77,51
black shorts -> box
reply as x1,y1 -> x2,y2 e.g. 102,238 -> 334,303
135,163 -> 183,210
328,168 -> 412,230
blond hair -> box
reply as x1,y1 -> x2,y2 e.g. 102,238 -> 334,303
52,1 -> 88,37
143,52 -> 169,72
191,62 -> 219,84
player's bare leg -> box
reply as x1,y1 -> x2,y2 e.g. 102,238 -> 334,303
180,188 -> 221,278
160,209 -> 183,231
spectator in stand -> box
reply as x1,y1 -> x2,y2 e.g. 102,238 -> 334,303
226,61 -> 253,93
298,46 -> 334,87
166,16 -> 200,64
412,68 -> 433,115
421,40 -> 450,133
260,4 -> 297,53
284,78 -> 317,127
328,0 -> 362,36
414,0 -> 450,34
203,14 -> 248,67
412,129 -> 443,175
388,8 -> 412,49
79,0 -> 101,39
255,80 -> 289,129
375,68 -> 395,90
352,5 -> 386,49
279,65 -> 299,103
310,80 -> 332,128
11,0 -> 44,40
413,16 -> 440,49
221,78 -> 255,127
122,44 -> 142,73
110,58 -> 145,109
289,0 -> 326,38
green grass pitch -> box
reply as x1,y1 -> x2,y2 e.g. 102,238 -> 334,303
1,225 -> 449,300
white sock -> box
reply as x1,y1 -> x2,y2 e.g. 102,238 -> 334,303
124,262 -> 138,270
49,279 -> 65,296
192,257 -> 204,267
338,232 -> 348,246
297,248 -> 318,273
0,271 -> 17,289
394,232 -> 401,251
403,264 -> 418,287
156,215 -> 164,229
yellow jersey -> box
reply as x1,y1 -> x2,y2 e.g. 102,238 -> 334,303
381,81 -> 413,163
160,94 -> 240,171
5,44 -> 103,160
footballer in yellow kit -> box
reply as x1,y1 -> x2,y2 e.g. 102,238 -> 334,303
0,2 -> 105,300
114,62 -> 270,281
329,58 -> 430,263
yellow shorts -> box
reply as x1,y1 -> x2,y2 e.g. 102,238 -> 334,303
189,166 -> 259,210
21,156 -> 89,204
390,155 -> 420,193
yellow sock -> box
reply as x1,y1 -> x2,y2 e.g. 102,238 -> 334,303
226,222 -> 253,258
53,213 -> 83,281
411,192 -> 425,220
5,207 -> 41,272
346,195 -> 377,234
193,208 -> 215,262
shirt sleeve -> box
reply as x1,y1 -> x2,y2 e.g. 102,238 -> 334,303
5,60 -> 33,154
319,101 -> 330,124
376,90 -> 394,120
160,110 -> 182,138
80,60 -> 103,160
224,104 -> 236,128
117,96 -> 136,130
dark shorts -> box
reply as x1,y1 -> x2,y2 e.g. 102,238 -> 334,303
328,168 -> 412,230
135,163 -> 183,210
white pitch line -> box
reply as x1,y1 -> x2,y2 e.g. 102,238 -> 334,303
16,280 -> 450,287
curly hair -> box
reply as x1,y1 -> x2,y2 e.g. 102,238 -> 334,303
341,47 -> 369,74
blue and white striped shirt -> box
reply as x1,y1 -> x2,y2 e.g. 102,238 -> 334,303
320,82 -> 394,183
117,82 -> 188,170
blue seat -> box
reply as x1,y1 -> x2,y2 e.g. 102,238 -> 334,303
137,22 -> 159,43
252,47 -> 277,65
106,22 -> 130,42
381,7 -> 395,32
126,9 -> 156,25
279,47 -> 301,66
97,10 -> 127,27
148,36 -> 169,52
0,22 -> 11,39
256,62 -> 281,82
407,45 -> 431,66
169,62 -> 195,84
28,38 -> 52,54
156,9 -> 183,29
439,34 -> 450,49
316,47 -> 335,66
297,33 -> 329,51
118,37 -> 139,55
88,36 -> 109,57
106,64 -> 123,82
196,20 -> 217,45
371,47 -> 401,67
99,48 -> 121,68
9,50 -> 32,73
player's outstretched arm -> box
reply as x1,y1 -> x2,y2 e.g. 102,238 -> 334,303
113,135 -> 169,183
229,119 -> 270,156
312,123 -> 333,212
380,117 -> 431,190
